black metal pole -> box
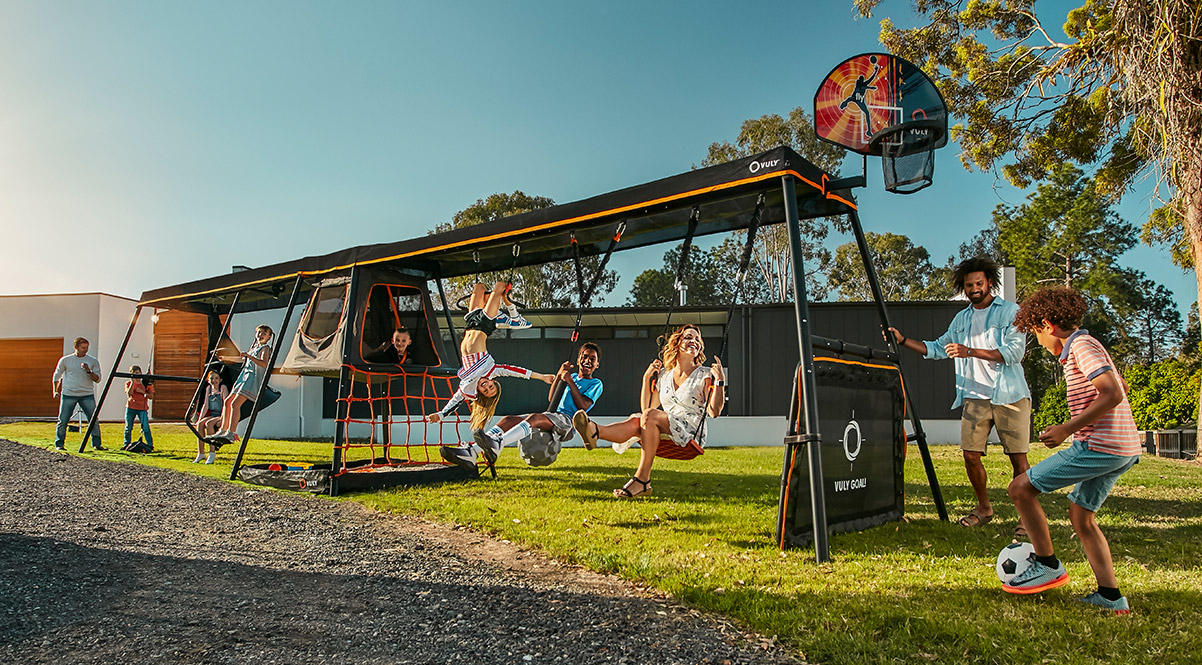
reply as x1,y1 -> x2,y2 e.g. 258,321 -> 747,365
847,209 -> 947,521
184,293 -> 243,442
329,268 -> 363,496
781,175 -> 830,562
432,266 -> 462,367
229,276 -> 304,480
78,306 -> 143,453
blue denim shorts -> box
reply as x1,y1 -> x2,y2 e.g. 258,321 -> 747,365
1027,439 -> 1139,512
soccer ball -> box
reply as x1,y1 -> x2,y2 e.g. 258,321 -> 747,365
517,429 -> 561,467
995,541 -> 1036,583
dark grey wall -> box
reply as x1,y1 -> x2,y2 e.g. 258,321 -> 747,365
482,301 -> 967,421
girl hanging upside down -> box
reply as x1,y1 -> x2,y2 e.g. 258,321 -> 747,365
572,324 -> 726,498
427,281 -> 553,472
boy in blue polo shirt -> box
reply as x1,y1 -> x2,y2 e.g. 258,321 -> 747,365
474,342 -> 603,460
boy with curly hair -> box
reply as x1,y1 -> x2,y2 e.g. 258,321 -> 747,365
1004,286 -> 1140,614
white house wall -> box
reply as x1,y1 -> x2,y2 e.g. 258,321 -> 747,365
0,293 -> 153,421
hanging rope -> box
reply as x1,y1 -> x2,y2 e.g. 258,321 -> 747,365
687,193 -> 766,444
660,207 -> 701,342
547,221 -> 626,410
453,250 -> 483,311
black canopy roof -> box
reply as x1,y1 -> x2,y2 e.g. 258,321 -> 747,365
139,146 -> 855,312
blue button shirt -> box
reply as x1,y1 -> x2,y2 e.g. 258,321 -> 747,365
923,297 -> 1030,409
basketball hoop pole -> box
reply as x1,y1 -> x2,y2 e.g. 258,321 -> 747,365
848,209 -> 948,522
781,174 -> 831,563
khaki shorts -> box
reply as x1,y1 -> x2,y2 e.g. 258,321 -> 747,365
960,398 -> 1031,455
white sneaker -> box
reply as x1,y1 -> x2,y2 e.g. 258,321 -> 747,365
193,453 -> 205,463
205,451 -> 217,464
613,437 -> 638,454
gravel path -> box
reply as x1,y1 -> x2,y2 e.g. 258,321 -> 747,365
0,440 -> 803,664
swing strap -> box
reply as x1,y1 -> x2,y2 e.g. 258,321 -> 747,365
548,222 -> 627,411
570,222 -> 625,342
687,194 -> 765,444
662,207 -> 700,337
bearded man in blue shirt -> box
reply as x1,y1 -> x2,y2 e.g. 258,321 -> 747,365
888,256 -> 1032,535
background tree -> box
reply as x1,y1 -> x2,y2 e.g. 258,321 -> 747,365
995,164 -> 1134,298
854,0 -> 1202,413
627,238 -> 771,306
827,232 -> 950,301
1115,275 -> 1184,364
432,191 -> 617,308
700,107 -> 846,302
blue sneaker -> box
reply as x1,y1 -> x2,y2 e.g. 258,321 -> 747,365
473,429 -> 503,466
494,312 -> 532,330
1003,559 -> 1069,595
439,445 -> 479,476
1077,592 -> 1131,615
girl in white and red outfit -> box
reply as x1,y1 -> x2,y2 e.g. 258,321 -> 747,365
426,282 -> 553,470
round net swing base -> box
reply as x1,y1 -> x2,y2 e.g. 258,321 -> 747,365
868,119 -> 944,195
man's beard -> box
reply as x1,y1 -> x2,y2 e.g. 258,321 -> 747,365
967,290 -> 989,304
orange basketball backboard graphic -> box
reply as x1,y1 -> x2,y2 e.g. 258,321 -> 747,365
814,53 -> 948,156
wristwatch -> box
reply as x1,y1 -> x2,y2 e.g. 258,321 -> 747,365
715,380 -> 725,386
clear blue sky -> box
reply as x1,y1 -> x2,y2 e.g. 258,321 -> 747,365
1,1 -> 1193,316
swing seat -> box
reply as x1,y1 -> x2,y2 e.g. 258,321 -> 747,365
237,385 -> 282,419
655,434 -> 704,461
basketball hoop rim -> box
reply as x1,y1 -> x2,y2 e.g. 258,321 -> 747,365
866,118 -> 946,156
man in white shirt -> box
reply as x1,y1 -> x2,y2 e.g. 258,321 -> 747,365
888,257 -> 1031,534
52,337 -> 104,451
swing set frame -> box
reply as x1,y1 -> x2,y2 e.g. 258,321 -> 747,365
85,145 -> 947,562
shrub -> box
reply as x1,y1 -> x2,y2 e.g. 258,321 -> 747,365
1033,381 -> 1069,436
1124,359 -> 1202,430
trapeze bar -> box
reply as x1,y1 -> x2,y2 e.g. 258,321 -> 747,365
110,371 -> 201,383
810,335 -> 897,363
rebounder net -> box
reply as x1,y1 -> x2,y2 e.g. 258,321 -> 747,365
777,358 -> 907,548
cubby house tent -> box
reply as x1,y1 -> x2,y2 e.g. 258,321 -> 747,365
84,145 -> 946,556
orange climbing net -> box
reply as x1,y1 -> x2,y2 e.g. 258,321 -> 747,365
332,365 -> 469,476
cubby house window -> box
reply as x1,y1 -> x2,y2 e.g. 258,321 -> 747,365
303,285 -> 348,341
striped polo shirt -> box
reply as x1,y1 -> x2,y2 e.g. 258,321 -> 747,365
1060,330 -> 1141,456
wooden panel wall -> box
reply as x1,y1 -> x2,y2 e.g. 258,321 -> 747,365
0,338 -> 64,416
152,310 -> 209,419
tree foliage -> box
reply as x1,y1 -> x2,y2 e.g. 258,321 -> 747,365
854,1 -> 1202,389
698,107 -> 846,302
1125,360 -> 1202,429
626,238 -> 771,307
432,191 -> 618,309
827,232 -> 953,301
852,1 -> 1201,255
995,164 -> 1134,295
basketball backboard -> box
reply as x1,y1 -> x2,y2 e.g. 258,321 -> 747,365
814,53 -> 948,156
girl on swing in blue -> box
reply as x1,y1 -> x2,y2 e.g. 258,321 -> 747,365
211,324 -> 273,444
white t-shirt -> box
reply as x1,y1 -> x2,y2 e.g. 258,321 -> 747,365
53,353 -> 101,397
961,307 -> 1001,400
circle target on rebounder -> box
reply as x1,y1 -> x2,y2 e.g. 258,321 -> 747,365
518,429 -> 561,467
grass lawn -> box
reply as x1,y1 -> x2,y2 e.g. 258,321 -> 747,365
5,421 -> 1201,664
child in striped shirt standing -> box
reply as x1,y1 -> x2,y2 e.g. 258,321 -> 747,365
1003,286 -> 1140,613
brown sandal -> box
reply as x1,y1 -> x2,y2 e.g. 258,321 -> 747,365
958,510 -> 993,527
613,476 -> 652,499
573,410 -> 598,450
